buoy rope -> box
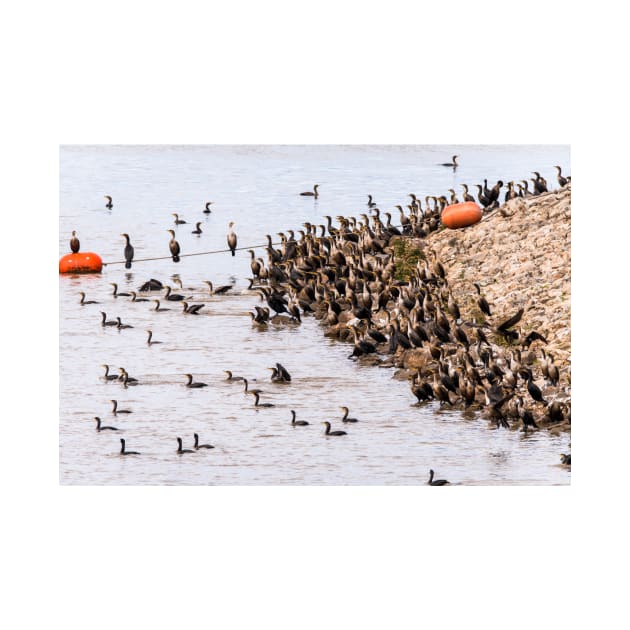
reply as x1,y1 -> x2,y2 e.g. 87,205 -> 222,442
100,219 -> 417,267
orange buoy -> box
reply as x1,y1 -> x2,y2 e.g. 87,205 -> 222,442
59,252 -> 103,274
441,201 -> 482,229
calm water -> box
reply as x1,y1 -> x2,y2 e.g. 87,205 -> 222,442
59,145 -> 571,485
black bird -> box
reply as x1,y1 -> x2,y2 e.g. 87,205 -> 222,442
167,229 -> 181,262
560,453 -> 571,466
129,291 -> 149,303
204,202 -> 213,214
182,301 -> 205,314
427,469 -> 450,485
139,279 -> 164,292
111,399 -> 132,414
496,307 -> 524,341
340,406 -> 358,423
121,233 -> 134,269
194,433 -> 214,449
101,365 -> 119,381
79,292 -> 98,305
523,330 -> 547,348
290,410 -> 309,426
116,317 -> 133,330
70,230 -> 80,253
554,166 -> 568,188
172,213 -> 187,224
322,421 -> 346,436
192,222 -> 203,235
224,370 -> 244,381
176,437 -> 195,454
523,369 -> 547,405
250,391 -> 275,407
185,373 -> 208,388
104,195 -> 113,209
100,312 -> 118,327
119,438 -> 140,455
367,194 -> 377,208
227,222 -> 237,256
146,330 -> 162,345
300,184 -> 319,198
110,282 -> 131,298
440,155 -> 459,168
473,283 -> 492,317
272,363 -> 291,382
163,286 -> 185,301
152,299 -> 171,312
94,416 -> 118,431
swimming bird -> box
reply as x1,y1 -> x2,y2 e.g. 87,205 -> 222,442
110,282 -> 131,298
139,279 -> 164,292
70,230 -> 80,253
121,233 -> 134,269
111,399 -> 132,414
340,406 -> 358,423
194,433 -> 214,449
321,421 -> 346,436
270,362 -> 291,383
185,373 -> 208,388
104,195 -> 113,209
441,155 -> 459,168
250,391 -> 275,407
119,438 -> 140,455
146,330 -> 162,345
204,202 -> 213,214
128,291 -> 149,303
163,285 -> 185,301
300,184 -> 319,198
224,370 -> 244,381
167,229 -> 180,262
115,317 -> 133,330
290,410 -> 309,426
176,437 -> 195,454
94,416 -> 118,431
560,453 -> 571,465
192,222 -> 203,235
181,301 -> 205,314
100,312 -> 118,327
204,280 -> 233,295
101,364 -> 119,381
367,194 -> 377,208
79,292 -> 98,305
172,213 -> 187,224
227,222 -> 237,256
152,299 -> 171,311
427,469 -> 450,485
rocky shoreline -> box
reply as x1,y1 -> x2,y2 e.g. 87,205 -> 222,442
305,185 -> 571,436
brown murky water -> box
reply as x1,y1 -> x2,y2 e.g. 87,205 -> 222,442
59,145 -> 571,484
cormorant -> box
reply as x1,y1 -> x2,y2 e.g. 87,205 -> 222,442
560,453 -> 571,465
321,421 -> 347,436
116,317 -> 133,330
192,222 -> 203,235
250,391 -> 275,407
227,222 -> 237,256
104,195 -> 113,209
121,233 -> 134,269
111,399 -> 132,414
110,282 -> 131,298
119,438 -> 140,455
300,184 -> 319,198
290,410 -> 309,426
152,299 -> 171,311
167,230 -> 180,262
101,364 -> 119,381
79,292 -> 98,305
146,330 -> 162,345
554,166 -> 568,187
70,230 -> 80,253
94,416 -> 117,431
100,312 -> 118,327
441,155 -> 459,168
163,286 -> 185,301
204,202 -> 213,214
474,283 -> 492,317
139,279 -> 164,292
427,469 -> 450,485
176,437 -> 195,454
194,433 -> 214,449
224,370 -> 244,381
340,406 -> 358,423
185,373 -> 208,388
172,213 -> 187,224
